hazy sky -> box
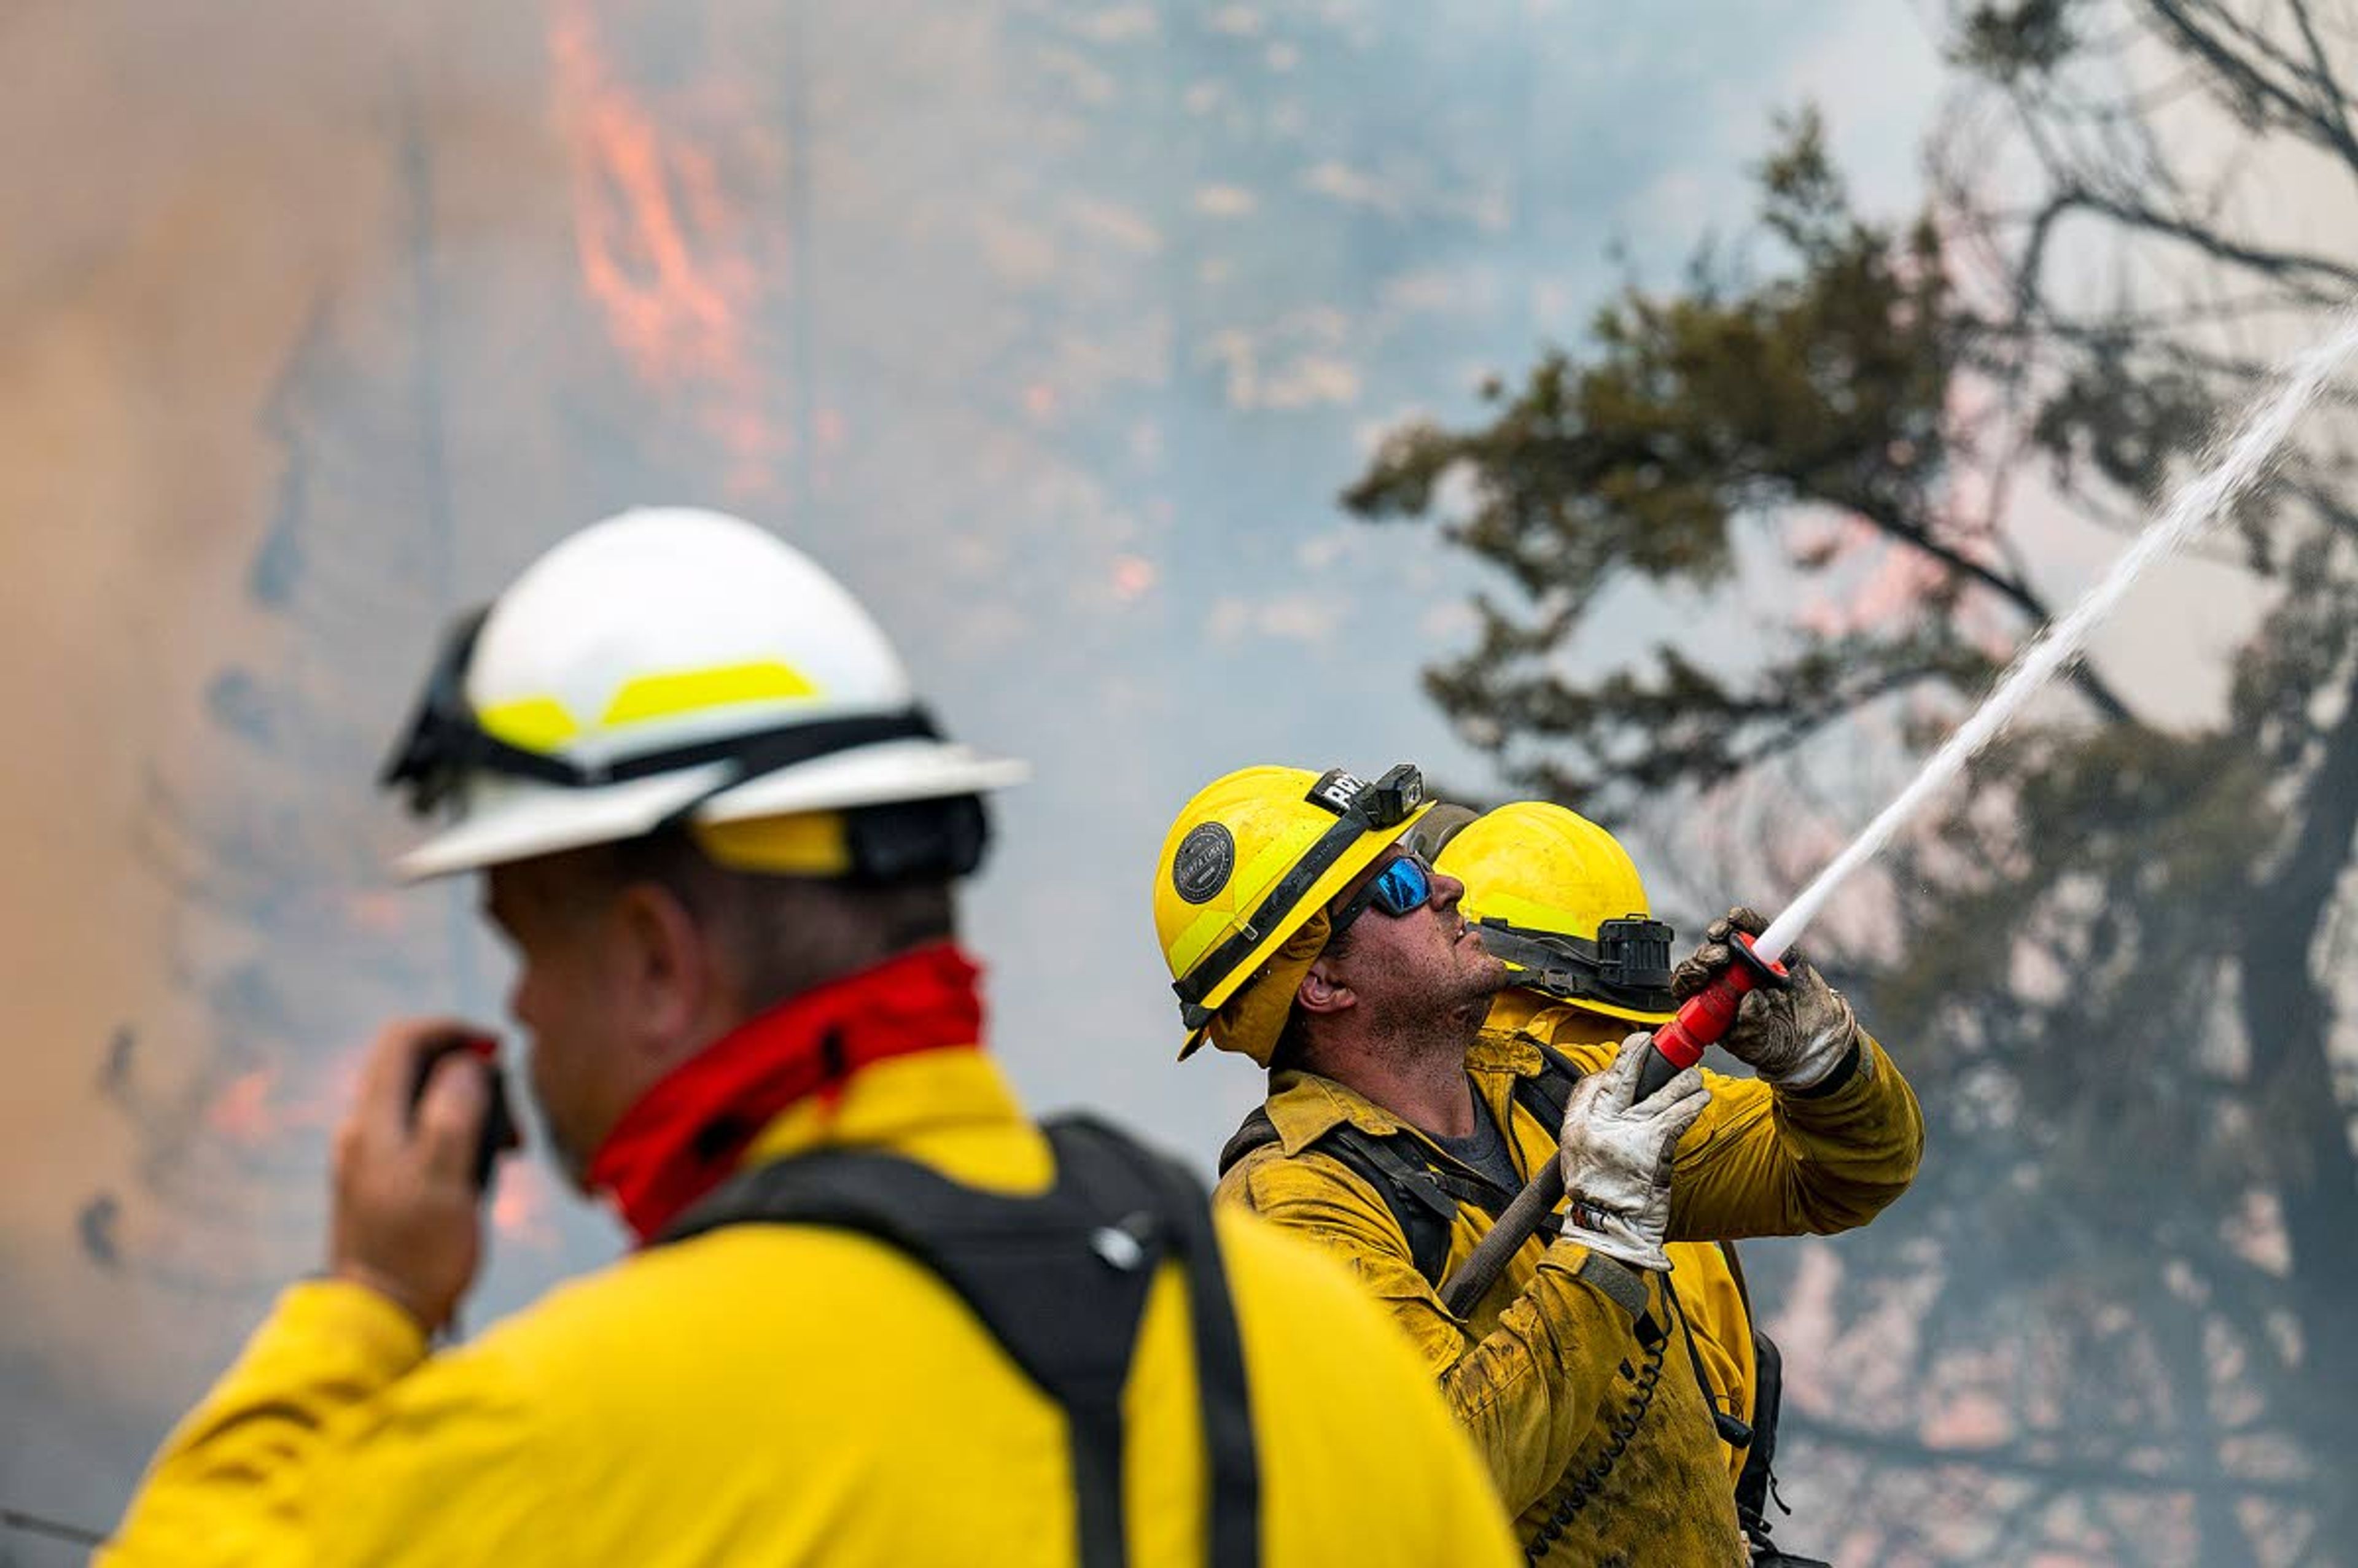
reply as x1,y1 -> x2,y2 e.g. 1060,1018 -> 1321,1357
1,0 -> 1979,1539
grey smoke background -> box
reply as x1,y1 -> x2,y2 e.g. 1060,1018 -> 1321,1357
0,0 -> 2126,1550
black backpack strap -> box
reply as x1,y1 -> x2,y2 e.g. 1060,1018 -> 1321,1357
1220,1104 -> 1458,1287
1733,1325 -> 1782,1526
1716,1240 -> 1809,1561
1222,1095 -> 1568,1291
1511,1035 -> 1586,1130
1668,1284 -> 1756,1453
1711,1238 -> 1784,1488
1216,1106 -> 1280,1175
1729,1326 -> 1826,1564
1318,1124 -> 1465,1286
658,1116 -> 1259,1568
1088,1120 -> 1259,1568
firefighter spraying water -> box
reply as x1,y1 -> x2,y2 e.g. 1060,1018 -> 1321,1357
1135,309 -> 2358,1566
1439,305 -> 2358,1318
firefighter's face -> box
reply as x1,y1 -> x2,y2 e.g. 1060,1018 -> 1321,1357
1305,850 -> 1511,1042
483,852 -> 719,1192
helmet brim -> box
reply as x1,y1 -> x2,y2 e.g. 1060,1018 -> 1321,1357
698,739 -> 1028,823
394,739 -> 1027,880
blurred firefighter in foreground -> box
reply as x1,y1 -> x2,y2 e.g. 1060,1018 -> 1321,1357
1152,770 -> 1924,1565
103,510 -> 1520,1567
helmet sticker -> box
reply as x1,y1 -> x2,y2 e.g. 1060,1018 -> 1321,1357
1172,821 -> 1237,904
1305,768 -> 1368,816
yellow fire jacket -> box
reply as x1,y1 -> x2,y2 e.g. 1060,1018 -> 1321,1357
1217,1005 -> 1924,1564
101,1048 -> 1521,1567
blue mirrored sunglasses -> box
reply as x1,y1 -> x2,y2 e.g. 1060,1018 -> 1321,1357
1331,853 -> 1435,936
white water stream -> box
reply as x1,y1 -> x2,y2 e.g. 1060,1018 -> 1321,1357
1754,310 -> 2358,964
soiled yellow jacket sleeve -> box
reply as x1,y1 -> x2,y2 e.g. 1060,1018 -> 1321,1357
102,1279 -> 570,1566
1222,1149 -> 1654,1518
100,1049 -> 1521,1568
1549,1031 -> 1925,1240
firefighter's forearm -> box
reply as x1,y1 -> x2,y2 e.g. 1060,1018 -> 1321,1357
1763,1031 -> 1923,1230
1435,1239 -> 1654,1516
1667,1033 -> 1924,1240
103,1281 -> 425,1564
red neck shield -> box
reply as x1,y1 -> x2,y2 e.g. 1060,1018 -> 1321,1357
587,942 -> 984,1244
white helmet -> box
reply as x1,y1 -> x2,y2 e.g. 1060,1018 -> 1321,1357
381,506 -> 1027,880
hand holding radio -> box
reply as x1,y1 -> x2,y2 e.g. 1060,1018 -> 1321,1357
329,1020 -> 519,1334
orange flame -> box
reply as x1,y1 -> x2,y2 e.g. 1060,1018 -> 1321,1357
207,1059 -> 352,1149
207,1067 -> 280,1144
492,1160 -> 560,1249
548,0 -> 780,493
1110,554 -> 1156,602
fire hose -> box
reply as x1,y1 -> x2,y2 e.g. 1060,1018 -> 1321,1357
1432,306 -> 2358,1318
1436,933 -> 1787,1316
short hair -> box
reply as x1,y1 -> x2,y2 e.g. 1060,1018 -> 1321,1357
588,825 -> 957,1015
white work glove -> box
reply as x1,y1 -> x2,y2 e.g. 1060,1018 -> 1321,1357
1557,1031 -> 1710,1273
1671,906 -> 1866,1092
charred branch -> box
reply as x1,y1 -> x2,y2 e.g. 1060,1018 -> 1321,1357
1786,1410 -> 2316,1504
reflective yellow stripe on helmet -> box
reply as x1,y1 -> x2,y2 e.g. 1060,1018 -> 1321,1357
602,661 -> 820,728
475,660 -> 823,756
478,696 -> 580,752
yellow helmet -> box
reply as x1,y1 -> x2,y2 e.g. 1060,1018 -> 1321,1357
1431,801 -> 1676,1025
1154,764 -> 1432,1062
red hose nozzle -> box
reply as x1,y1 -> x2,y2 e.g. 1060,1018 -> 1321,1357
1635,932 -> 1787,1099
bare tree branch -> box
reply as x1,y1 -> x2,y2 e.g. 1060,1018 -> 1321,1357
1786,1411 -> 2314,1502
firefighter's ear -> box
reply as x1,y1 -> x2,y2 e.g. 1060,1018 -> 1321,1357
605,881 -> 719,1058
1295,957 -> 1353,1017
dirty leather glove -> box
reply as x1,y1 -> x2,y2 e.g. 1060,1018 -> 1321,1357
1557,1031 -> 1710,1273
1671,906 -> 1865,1092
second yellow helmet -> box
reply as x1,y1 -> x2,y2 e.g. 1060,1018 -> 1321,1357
1432,801 -> 1676,1025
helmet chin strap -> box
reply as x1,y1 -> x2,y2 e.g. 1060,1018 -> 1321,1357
1471,920 -> 1676,1017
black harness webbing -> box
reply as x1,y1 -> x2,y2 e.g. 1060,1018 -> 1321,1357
1213,1047 -> 1599,1290
1218,1106 -> 1470,1283
1221,1044 -> 1797,1494
658,1114 -> 1259,1568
